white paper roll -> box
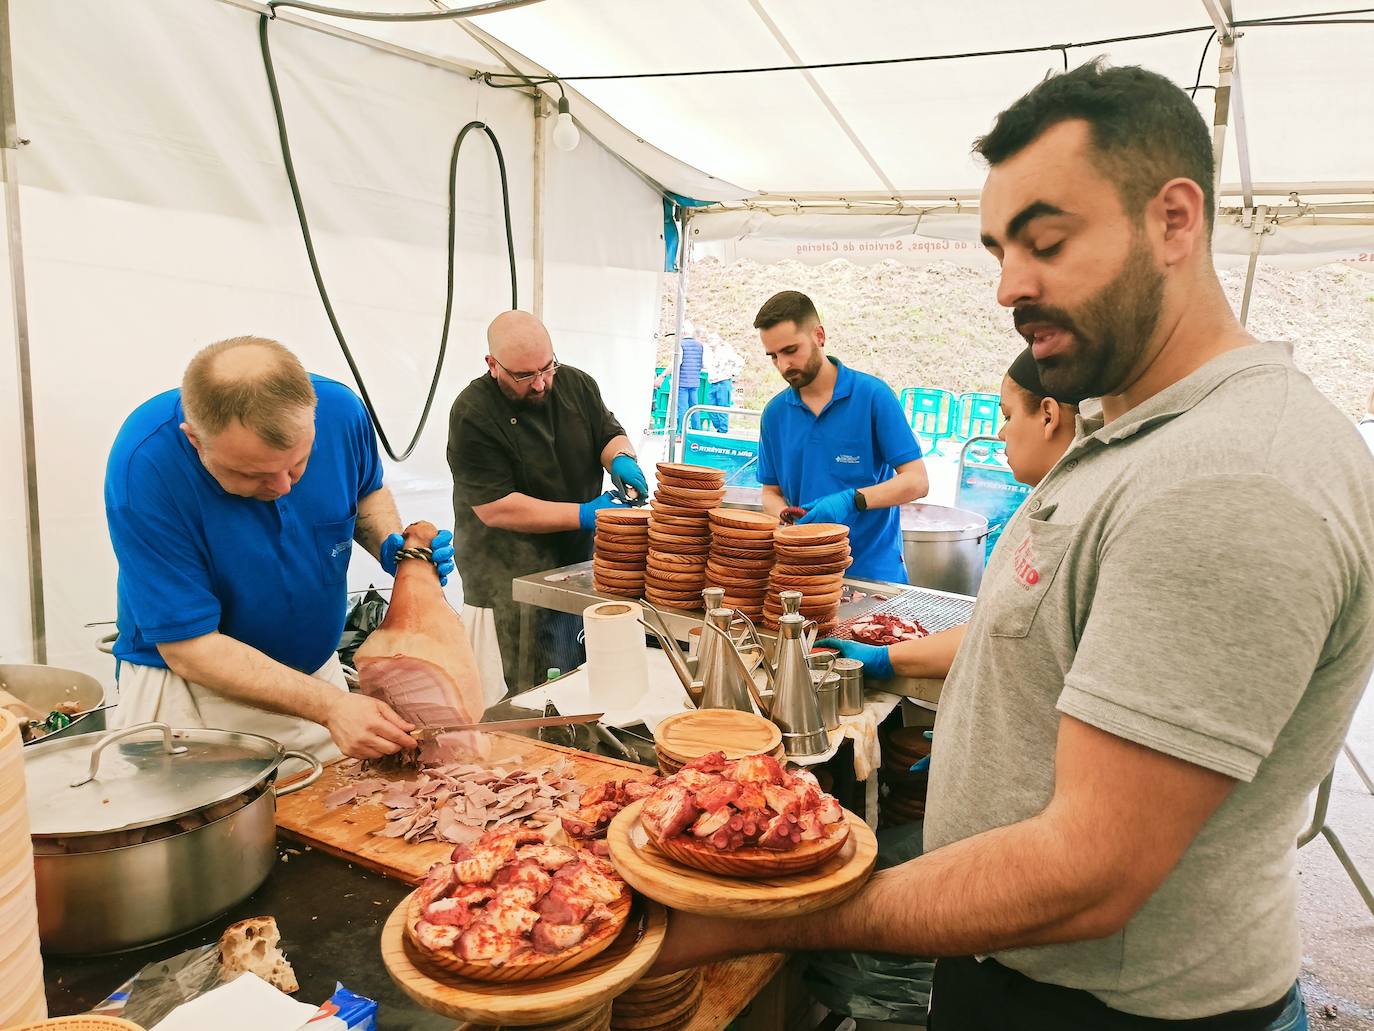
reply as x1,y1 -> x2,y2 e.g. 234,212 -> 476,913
583,601 -> 651,712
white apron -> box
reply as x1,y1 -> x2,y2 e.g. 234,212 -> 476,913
110,653 -> 347,762
462,604 -> 514,708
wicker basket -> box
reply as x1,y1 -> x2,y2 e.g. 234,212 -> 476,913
8,1018 -> 145,1030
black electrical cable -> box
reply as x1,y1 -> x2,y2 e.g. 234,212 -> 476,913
1190,29 -> 1217,99
480,6 -> 1374,86
258,12 -> 518,462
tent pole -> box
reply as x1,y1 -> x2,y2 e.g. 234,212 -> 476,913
532,93 -> 546,319
0,0 -> 45,663
666,206 -> 692,461
1209,32 -> 1235,208
1239,205 -> 1267,326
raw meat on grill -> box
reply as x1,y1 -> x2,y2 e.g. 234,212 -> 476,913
848,613 -> 929,646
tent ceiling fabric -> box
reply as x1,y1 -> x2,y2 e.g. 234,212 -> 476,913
288,0 -> 1374,204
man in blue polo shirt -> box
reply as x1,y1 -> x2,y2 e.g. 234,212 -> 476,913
754,291 -> 929,583
104,336 -> 453,760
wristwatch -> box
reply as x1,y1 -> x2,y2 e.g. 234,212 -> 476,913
853,488 -> 869,512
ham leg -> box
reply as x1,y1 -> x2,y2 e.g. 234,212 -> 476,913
355,521 -> 486,758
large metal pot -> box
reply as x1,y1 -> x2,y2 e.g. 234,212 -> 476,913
24,722 -> 322,954
900,503 -> 989,596
1,664 -> 108,745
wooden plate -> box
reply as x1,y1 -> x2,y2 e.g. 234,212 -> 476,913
649,502 -> 714,520
597,509 -> 652,527
594,557 -> 647,572
383,893 -> 666,1025
607,802 -> 876,919
651,493 -> 724,512
707,509 -> 779,531
405,889 -> 632,983
610,980 -> 703,1028
642,810 -> 850,879
774,524 -> 849,546
646,539 -> 710,557
655,463 -> 725,485
773,559 -> 852,576
645,516 -> 709,535
653,710 -> 781,764
645,550 -> 708,567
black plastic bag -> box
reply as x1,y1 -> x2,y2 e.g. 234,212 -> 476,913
805,821 -> 934,1026
336,587 -> 389,670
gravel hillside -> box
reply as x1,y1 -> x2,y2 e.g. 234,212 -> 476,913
656,258 -> 1374,420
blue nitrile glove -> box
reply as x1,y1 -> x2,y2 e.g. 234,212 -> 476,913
579,490 -> 623,531
816,637 -> 893,680
609,454 -> 649,506
381,528 -> 456,586
797,489 -> 859,526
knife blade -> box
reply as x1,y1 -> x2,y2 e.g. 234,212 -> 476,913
412,712 -> 606,740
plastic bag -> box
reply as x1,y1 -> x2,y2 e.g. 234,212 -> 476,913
336,588 -> 389,670
804,821 -> 934,1026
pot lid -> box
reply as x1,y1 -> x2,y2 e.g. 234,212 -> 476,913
900,503 -> 989,541
24,722 -> 287,836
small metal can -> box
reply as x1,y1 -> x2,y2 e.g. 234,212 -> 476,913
834,657 -> 865,715
811,669 -> 841,731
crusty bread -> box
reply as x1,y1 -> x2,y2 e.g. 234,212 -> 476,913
218,915 -> 299,993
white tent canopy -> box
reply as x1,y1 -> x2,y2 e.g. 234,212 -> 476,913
3,0 -> 1372,673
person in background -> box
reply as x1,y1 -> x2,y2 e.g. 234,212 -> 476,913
701,331 -> 745,432
448,311 -> 648,694
105,336 -> 454,760
672,320 -> 703,434
819,345 -> 1078,678
754,289 -> 930,583
652,62 -> 1374,1031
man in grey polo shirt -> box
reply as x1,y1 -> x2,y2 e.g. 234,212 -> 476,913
650,62 -> 1374,1029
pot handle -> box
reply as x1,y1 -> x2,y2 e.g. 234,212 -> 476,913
275,750 -> 324,797
70,721 -> 188,788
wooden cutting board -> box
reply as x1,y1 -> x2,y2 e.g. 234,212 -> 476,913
275,733 -> 653,884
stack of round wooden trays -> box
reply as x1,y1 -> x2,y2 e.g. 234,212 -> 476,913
763,523 -> 852,631
610,966 -> 705,1031
704,509 -> 779,623
652,710 -> 783,776
0,710 -> 47,1026
644,464 -> 724,611
593,508 -> 651,598
879,725 -> 932,828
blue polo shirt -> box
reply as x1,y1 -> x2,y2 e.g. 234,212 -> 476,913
758,359 -> 922,584
105,375 -> 384,673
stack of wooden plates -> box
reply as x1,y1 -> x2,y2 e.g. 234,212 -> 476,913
470,1002 -> 613,1030
653,710 -> 783,776
704,509 -> 778,622
611,967 -> 704,1031
594,508 -> 652,598
879,725 -> 931,829
0,710 -> 46,1027
763,523 -> 852,631
644,464 -> 724,611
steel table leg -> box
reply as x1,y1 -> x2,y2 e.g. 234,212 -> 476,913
517,603 -> 534,693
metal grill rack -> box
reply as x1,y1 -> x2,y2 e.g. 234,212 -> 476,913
829,586 -> 975,640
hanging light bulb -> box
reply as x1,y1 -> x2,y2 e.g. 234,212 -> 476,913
552,95 -> 580,152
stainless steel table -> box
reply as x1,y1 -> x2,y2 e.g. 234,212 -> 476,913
509,560 -> 976,699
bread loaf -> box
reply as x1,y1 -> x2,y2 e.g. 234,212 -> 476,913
218,915 -> 298,993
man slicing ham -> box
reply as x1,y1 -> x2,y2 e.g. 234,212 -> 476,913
104,336 -> 460,760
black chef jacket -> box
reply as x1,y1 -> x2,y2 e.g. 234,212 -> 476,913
447,365 -> 625,609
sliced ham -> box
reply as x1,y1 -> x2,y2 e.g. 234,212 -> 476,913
354,520 -> 485,756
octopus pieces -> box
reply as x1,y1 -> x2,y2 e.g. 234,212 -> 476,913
641,752 -> 845,853
412,827 -> 628,965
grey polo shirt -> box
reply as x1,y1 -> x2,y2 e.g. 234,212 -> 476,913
924,341 -> 1374,1017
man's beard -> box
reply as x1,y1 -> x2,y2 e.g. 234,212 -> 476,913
497,379 -> 552,407
1014,236 -> 1164,405
784,347 -> 825,389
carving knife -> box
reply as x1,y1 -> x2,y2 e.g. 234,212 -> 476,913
412,712 -> 605,740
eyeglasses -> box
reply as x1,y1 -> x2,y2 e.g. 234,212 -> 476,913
493,355 -> 560,384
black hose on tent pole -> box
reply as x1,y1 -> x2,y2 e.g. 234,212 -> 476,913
258,13 -> 519,463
